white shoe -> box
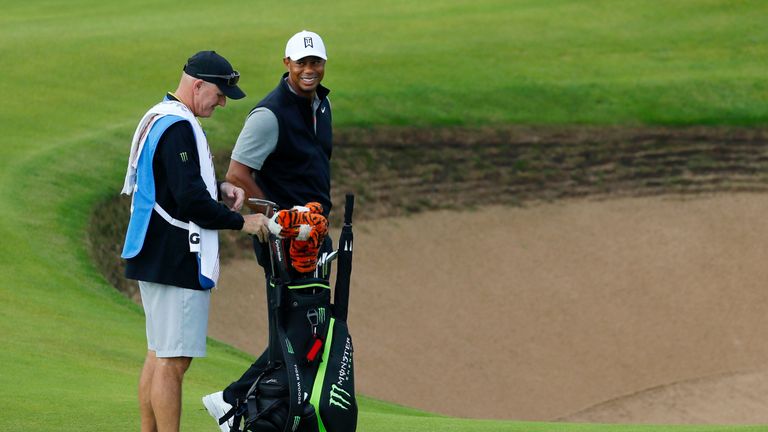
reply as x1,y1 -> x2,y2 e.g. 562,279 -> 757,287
202,391 -> 233,432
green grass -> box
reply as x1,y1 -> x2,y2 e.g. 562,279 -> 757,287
1,0 -> 767,430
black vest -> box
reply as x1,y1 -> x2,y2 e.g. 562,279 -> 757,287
255,73 -> 333,216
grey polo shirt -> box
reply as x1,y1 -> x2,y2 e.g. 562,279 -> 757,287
231,107 -> 279,170
231,80 -> 325,170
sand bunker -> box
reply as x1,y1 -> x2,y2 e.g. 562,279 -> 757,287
209,193 -> 768,423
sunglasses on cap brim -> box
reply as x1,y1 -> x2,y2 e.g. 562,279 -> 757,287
196,71 -> 240,86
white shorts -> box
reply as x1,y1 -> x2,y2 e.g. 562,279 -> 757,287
139,281 -> 211,358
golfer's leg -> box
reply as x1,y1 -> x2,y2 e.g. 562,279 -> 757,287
151,356 -> 192,432
139,351 -> 158,432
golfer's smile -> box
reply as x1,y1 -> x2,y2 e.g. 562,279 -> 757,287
301,75 -> 317,83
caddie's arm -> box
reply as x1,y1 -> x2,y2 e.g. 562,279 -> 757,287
160,122 -> 244,231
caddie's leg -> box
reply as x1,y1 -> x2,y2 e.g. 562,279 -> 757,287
151,356 -> 192,432
139,350 -> 158,432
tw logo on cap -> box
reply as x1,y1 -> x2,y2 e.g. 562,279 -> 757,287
286,30 -> 327,60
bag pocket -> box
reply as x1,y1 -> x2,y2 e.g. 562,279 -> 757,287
310,318 -> 357,432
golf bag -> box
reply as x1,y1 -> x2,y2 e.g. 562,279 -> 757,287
220,194 -> 357,432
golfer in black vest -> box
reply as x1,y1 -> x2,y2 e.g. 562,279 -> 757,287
202,30 -> 334,431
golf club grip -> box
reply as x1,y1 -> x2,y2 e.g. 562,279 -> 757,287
344,193 -> 354,225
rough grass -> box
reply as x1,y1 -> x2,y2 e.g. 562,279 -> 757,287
91,125 -> 768,318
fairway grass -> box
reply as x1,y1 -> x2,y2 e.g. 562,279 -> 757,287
1,0 -> 767,430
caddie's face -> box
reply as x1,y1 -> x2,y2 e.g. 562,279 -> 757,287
193,80 -> 226,117
283,56 -> 325,98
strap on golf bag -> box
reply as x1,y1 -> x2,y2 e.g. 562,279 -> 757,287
225,194 -> 357,432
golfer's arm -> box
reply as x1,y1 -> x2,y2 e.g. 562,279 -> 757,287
226,159 -> 267,212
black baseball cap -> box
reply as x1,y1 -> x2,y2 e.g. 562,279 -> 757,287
183,50 -> 246,100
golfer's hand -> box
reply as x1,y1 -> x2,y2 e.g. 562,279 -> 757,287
220,182 -> 245,211
242,213 -> 270,242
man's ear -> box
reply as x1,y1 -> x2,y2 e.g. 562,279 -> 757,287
193,79 -> 204,93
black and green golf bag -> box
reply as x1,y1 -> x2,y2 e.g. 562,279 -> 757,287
220,194 -> 357,432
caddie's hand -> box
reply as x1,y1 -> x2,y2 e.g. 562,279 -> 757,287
242,213 -> 270,242
220,182 -> 245,211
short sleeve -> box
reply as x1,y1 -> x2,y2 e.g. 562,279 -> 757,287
231,107 -> 279,170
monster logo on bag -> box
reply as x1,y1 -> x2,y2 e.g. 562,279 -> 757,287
317,321 -> 357,431
329,384 -> 352,410
329,335 -> 353,410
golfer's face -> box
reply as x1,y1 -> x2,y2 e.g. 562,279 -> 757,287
194,81 -> 226,117
284,56 -> 325,98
